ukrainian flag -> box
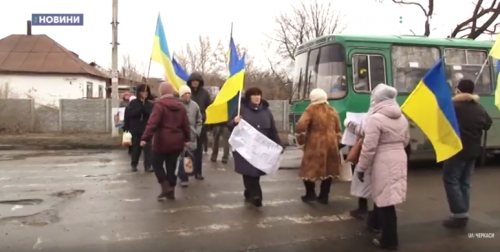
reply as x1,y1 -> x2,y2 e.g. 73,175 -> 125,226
205,37 -> 245,124
490,34 -> 500,111
401,58 -> 462,162
172,57 -> 189,83
151,13 -> 181,91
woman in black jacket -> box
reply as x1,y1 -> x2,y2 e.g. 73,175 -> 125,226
228,87 -> 281,208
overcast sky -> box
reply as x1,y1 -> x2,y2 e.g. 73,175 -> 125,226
0,0 -> 496,78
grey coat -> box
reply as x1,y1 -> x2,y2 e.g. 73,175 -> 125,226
228,99 -> 281,177
182,99 -> 203,150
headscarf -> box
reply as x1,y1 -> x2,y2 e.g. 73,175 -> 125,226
363,84 -> 397,125
309,88 -> 328,105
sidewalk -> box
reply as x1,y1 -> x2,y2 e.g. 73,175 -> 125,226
0,133 -> 121,150
0,133 -> 301,169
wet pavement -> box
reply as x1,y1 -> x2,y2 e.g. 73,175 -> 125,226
0,149 -> 498,252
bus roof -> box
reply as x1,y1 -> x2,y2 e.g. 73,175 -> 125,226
297,34 -> 495,54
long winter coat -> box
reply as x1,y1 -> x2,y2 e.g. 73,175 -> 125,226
357,99 -> 410,207
295,102 -> 342,181
228,99 -> 281,177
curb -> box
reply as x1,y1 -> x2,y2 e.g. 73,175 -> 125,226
0,144 -> 124,151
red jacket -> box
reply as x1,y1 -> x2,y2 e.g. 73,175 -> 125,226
141,96 -> 190,153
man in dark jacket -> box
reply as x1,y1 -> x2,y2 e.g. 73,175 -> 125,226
141,82 -> 190,201
442,79 -> 492,229
187,72 -> 212,180
124,84 -> 154,172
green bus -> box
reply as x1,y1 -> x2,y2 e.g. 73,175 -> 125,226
288,34 -> 499,160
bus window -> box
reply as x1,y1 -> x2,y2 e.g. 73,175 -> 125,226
292,52 -> 308,100
305,44 -> 346,99
391,46 -> 440,93
352,54 -> 386,92
444,48 -> 492,94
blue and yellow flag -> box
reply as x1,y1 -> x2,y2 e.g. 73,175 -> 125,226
172,57 -> 189,84
401,58 -> 462,162
205,37 -> 245,124
491,34 -> 500,111
151,14 -> 181,91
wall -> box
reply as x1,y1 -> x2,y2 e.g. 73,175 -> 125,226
0,99 -> 290,133
0,74 -> 107,107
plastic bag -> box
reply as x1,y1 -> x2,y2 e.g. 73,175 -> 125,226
338,152 -> 353,182
183,150 -> 194,174
350,164 -> 371,198
122,131 -> 132,146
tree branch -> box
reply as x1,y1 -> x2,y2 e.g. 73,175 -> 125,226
450,1 -> 500,38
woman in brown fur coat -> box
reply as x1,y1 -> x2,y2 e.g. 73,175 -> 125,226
295,88 -> 342,204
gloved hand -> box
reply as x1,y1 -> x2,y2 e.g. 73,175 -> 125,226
357,171 -> 365,182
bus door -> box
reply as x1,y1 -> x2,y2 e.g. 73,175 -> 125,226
347,48 -> 391,111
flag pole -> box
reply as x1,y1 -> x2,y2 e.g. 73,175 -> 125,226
474,57 -> 489,84
231,22 -> 243,117
146,57 -> 152,80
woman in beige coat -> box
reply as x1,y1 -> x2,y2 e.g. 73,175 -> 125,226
357,84 -> 409,250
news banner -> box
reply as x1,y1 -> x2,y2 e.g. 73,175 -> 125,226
468,233 -> 495,238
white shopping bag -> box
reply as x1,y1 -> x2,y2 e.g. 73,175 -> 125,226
338,152 -> 353,182
122,131 -> 132,146
350,164 -> 371,198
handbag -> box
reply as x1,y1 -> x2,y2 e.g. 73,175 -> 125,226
339,151 -> 353,182
346,137 -> 363,164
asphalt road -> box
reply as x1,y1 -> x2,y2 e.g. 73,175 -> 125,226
0,149 -> 498,252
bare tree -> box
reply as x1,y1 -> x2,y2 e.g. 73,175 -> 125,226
377,0 -> 435,36
267,0 -> 348,62
117,53 -> 146,86
380,0 -> 500,39
449,0 -> 500,39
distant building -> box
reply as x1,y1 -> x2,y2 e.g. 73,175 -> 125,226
89,61 -> 151,98
0,26 -> 110,107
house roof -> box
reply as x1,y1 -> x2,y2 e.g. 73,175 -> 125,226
0,34 -> 109,80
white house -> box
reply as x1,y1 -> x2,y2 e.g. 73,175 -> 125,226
0,31 -> 110,107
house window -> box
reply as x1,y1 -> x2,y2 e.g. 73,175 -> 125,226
98,85 -> 104,98
86,82 -> 93,98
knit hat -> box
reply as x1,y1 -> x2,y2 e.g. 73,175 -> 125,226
457,79 -> 475,94
179,85 -> 192,97
310,88 -> 328,104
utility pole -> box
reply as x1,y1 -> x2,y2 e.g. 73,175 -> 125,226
111,0 -> 119,137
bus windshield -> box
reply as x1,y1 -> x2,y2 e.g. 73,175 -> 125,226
291,44 -> 346,100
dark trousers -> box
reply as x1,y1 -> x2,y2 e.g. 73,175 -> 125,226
443,156 -> 475,218
193,137 -> 203,175
211,126 -> 230,161
152,151 -> 180,187
201,126 -> 208,152
303,178 -> 332,198
243,175 -> 262,199
369,203 -> 398,248
131,134 -> 151,168
359,198 -> 368,211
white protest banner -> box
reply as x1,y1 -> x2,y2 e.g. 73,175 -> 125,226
228,119 -> 283,174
